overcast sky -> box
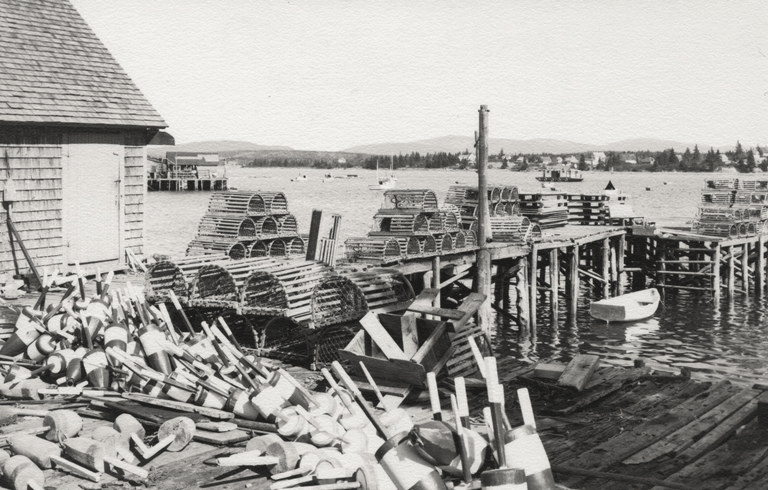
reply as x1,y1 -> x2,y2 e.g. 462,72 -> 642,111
71,0 -> 768,151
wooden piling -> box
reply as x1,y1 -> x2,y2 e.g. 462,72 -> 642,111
728,245 -> 735,296
529,245 -> 538,333
550,248 -> 559,320
657,239 -> 666,300
569,244 -> 579,319
305,210 -> 323,261
475,105 -> 492,335
431,256 -> 441,308
516,258 -> 529,330
713,244 -> 721,301
617,234 -> 625,296
758,235 -> 766,295
602,238 -> 610,299
742,243 -> 749,293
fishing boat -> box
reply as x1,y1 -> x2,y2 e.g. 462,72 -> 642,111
590,288 -> 660,323
369,158 -> 397,190
291,174 -> 307,182
536,166 -> 583,182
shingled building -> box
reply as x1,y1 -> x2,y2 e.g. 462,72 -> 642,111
0,0 -> 166,279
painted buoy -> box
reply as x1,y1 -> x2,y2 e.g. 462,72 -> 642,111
81,349 -> 110,389
43,410 -> 83,442
251,385 -> 290,421
481,468 -> 527,490
504,424 -> 556,490
138,324 -> 173,375
376,431 -> 446,490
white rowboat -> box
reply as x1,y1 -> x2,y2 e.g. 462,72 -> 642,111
589,288 -> 660,323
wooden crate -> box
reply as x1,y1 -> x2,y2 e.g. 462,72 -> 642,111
380,189 -> 439,211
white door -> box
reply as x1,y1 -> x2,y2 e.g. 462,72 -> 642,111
62,144 -> 122,265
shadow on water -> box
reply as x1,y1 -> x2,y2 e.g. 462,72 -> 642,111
490,283 -> 768,387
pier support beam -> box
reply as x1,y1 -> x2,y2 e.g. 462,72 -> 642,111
550,248 -> 559,321
728,245 -> 735,296
529,245 -> 538,333
431,256 -> 441,307
742,243 -> 749,293
569,244 -> 579,319
515,258 -> 529,330
713,244 -> 721,302
657,239 -> 666,301
474,105 -> 492,335
617,234 -> 626,296
602,237 -> 610,299
758,235 -> 766,295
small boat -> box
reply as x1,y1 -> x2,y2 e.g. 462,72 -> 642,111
323,173 -> 336,182
369,157 -> 397,190
590,288 -> 660,323
536,166 -> 583,182
291,174 -> 307,182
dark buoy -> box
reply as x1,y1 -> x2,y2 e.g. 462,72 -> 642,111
604,180 -> 616,191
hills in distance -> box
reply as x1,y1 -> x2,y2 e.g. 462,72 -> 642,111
152,136 -> 720,159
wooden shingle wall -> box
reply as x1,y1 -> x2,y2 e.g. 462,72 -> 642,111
0,145 -> 64,276
124,146 -> 146,256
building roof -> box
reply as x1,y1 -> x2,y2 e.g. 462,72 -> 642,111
166,151 -> 220,167
0,0 -> 166,128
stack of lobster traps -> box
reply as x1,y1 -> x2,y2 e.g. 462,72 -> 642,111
186,191 -> 306,259
567,191 -> 640,226
519,191 -> 569,229
344,189 -> 477,263
693,178 -> 768,238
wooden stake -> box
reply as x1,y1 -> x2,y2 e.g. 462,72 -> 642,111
602,237 -> 610,299
475,105 -> 492,336
450,395 -> 473,484
549,248 -> 559,320
330,361 -> 389,439
426,372 -> 442,421
529,245 -> 538,333
358,361 -> 389,412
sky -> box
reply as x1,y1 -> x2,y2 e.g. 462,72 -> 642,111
70,0 -> 768,151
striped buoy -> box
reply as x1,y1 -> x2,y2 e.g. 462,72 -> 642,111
82,349 -> 110,389
481,468 -> 527,490
504,425 -> 555,490
138,325 -> 173,375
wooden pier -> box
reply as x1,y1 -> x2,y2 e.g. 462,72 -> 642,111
147,176 -> 228,191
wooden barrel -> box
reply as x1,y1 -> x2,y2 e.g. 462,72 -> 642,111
311,275 -> 368,328
381,190 -> 439,211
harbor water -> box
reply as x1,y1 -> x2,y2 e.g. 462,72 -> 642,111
145,167 -> 768,386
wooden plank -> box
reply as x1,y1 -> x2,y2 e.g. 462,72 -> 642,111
192,429 -> 250,446
358,311 -> 409,360
623,388 -> 760,464
400,314 -> 419,359
406,304 -> 465,320
337,350 -> 426,386
534,362 -> 567,380
122,393 -> 234,420
557,354 -> 601,391
450,292 -> 486,332
562,381 -> 742,472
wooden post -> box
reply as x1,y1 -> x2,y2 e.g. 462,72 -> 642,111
657,239 -> 666,301
549,248 -> 559,320
742,243 -> 750,293
713,244 -> 721,302
515,258 -> 529,330
305,210 -> 323,261
728,245 -> 735,296
432,256 -> 441,308
758,235 -> 766,295
569,244 -> 579,319
617,234 -> 626,296
529,245 -> 538,333
475,105 -> 493,335
602,237 -> 610,299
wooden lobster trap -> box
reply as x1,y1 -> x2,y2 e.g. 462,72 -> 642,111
342,268 -> 415,311
490,216 -> 531,242
380,189 -> 439,211
187,256 -> 293,307
249,216 -> 280,237
371,212 -> 432,235
186,238 -> 248,259
445,185 -> 501,206
435,210 -> 459,233
452,231 -> 466,249
207,190 -> 289,216
344,237 -> 402,262
418,235 -> 438,255
276,214 -> 298,236
692,221 -> 738,238
738,178 -> 768,191
702,178 -> 738,190
394,236 -> 422,256
311,275 -> 369,328
499,185 -> 519,202
434,233 -> 454,254
197,215 -> 257,239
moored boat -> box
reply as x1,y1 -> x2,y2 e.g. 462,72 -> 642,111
536,166 -> 583,182
589,288 -> 660,323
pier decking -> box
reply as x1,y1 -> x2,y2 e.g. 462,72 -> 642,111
147,176 -> 228,191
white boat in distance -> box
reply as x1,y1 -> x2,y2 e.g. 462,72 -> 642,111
369,157 -> 397,190
590,288 -> 660,323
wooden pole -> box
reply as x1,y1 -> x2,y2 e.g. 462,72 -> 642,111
742,243 -> 750,293
549,248 -> 559,320
617,233 -> 626,296
569,244 -> 579,319
657,239 -> 666,301
758,235 -> 766,295
528,245 -> 538,333
712,244 -> 721,302
728,245 -> 735,296
432,256 -> 441,308
602,237 -> 610,299
475,105 -> 492,335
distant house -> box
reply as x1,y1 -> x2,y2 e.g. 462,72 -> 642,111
0,0 -> 166,277
621,153 -> 638,164
515,156 -> 525,164
592,151 -> 607,164
459,153 -> 476,165
720,154 -> 731,165
540,156 -> 553,165
337,158 -> 347,164
638,156 -> 655,165
565,156 -> 579,165
555,156 -> 563,164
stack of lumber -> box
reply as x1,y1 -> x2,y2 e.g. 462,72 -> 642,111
519,192 -> 569,229
567,191 -> 640,226
345,189 -> 474,263
694,178 -> 768,238
186,191 -> 305,259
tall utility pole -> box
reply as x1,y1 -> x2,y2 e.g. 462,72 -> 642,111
475,105 -> 492,334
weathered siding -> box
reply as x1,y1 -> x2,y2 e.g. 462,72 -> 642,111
0,145 -> 64,276
124,146 -> 146,256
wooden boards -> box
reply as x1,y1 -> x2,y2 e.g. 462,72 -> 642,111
557,355 -> 601,391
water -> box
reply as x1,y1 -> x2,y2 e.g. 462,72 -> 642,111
145,167 -> 768,386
